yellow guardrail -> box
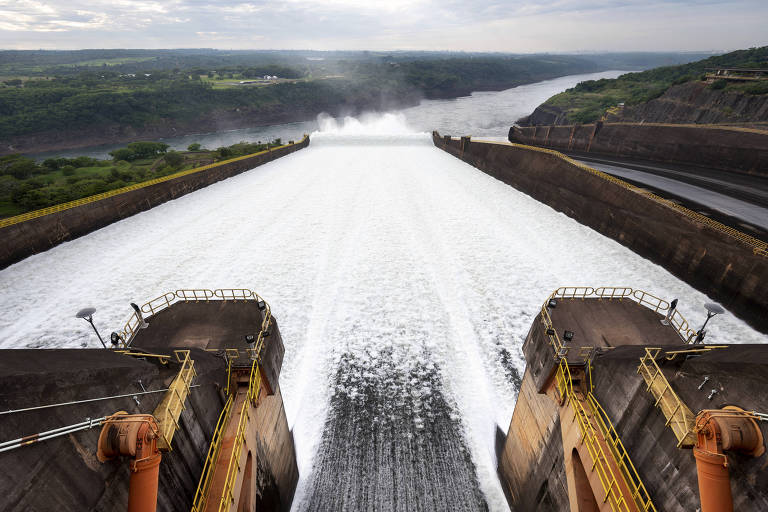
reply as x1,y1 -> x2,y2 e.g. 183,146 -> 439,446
216,360 -> 262,512
556,360 -> 655,511
472,139 -> 768,258
117,288 -> 272,348
545,286 -> 697,344
0,136 -> 308,229
191,394 -> 234,512
636,348 -> 697,447
153,350 -> 197,451
586,394 -> 656,511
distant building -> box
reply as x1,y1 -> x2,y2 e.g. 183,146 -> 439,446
705,68 -> 767,82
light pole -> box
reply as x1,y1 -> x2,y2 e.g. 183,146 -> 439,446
695,303 -> 725,344
75,307 -> 107,349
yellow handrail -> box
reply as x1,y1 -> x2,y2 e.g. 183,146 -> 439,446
153,350 -> 197,451
216,361 -> 262,512
0,136 -> 308,229
191,394 -> 234,512
472,139 -> 768,257
636,348 -> 696,447
547,286 -> 697,343
117,288 -> 272,348
556,360 -> 657,512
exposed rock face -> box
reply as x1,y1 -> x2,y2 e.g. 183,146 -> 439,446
516,104 -> 568,127
613,82 -> 768,125
519,81 -> 768,127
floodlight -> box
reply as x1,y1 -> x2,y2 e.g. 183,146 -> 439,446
75,307 -> 106,349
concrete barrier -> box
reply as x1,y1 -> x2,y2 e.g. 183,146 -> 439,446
509,122 -> 768,176
433,131 -> 768,333
0,137 -> 309,269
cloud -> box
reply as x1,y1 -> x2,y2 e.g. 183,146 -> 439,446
0,0 -> 766,51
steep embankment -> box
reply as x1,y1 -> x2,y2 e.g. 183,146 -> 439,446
518,46 -> 768,127
612,81 -> 768,125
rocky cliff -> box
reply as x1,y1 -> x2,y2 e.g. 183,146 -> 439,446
611,81 -> 768,125
519,81 -> 768,127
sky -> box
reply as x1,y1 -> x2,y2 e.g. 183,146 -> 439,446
0,0 -> 766,52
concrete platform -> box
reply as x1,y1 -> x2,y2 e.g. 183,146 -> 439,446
0,299 -> 297,512
548,297 -> 684,349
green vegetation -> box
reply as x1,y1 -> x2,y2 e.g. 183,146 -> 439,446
540,46 -> 768,124
0,49 -> 711,145
0,139 -> 282,218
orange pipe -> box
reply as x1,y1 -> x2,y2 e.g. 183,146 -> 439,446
693,408 -> 764,512
129,451 -> 162,512
693,447 -> 733,512
98,413 -> 162,512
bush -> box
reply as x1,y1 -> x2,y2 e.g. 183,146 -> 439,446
163,151 -> 184,168
710,79 -> 728,90
187,142 -> 201,151
744,81 -> 768,95
61,165 -> 76,176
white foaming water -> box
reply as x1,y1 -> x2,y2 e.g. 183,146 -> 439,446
1,114 -> 765,511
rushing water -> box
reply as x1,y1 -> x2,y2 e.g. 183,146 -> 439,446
27,70 -> 624,161
1,114 -> 766,511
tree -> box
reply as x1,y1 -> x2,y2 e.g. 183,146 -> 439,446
187,142 -> 201,151
163,151 -> 183,168
61,165 -> 76,176
7,159 -> 38,179
109,148 -> 135,161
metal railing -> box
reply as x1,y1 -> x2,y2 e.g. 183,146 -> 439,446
587,394 -> 656,511
0,136 -> 309,229
555,360 -> 654,511
117,288 -> 272,348
474,139 -> 768,258
547,286 -> 697,343
216,360 -> 262,512
636,348 -> 696,447
191,394 -> 234,512
153,350 -> 197,451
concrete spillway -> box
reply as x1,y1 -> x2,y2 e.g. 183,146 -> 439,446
0,115 -> 765,511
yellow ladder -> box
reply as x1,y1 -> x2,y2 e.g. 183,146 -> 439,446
636,348 -> 696,447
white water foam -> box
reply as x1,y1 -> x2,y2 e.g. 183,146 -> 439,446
0,113 -> 765,511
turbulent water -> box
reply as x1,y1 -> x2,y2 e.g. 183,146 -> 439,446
2,114 -> 766,511
27,70 -> 625,161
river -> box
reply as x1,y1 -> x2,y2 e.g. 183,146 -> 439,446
27,70 -> 624,161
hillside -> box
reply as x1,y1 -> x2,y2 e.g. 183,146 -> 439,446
0,50 -> 707,155
518,47 -> 768,126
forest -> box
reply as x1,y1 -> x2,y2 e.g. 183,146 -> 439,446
0,50 -> 709,142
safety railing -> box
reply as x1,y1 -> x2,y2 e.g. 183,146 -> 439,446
636,348 -> 696,447
191,394 -> 234,512
0,136 -> 309,229
555,360 -> 649,512
473,139 -> 768,257
587,394 -> 657,511
116,288 -> 272,348
216,360 -> 262,512
539,301 -> 564,353
547,286 -> 697,343
153,350 -> 197,451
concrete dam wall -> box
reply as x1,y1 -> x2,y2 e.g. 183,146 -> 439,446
433,132 -> 768,333
0,137 -> 309,269
508,122 -> 768,176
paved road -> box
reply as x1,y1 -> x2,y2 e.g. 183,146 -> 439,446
572,155 -> 768,234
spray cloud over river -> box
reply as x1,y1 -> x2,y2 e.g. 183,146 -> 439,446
1,113 -> 765,510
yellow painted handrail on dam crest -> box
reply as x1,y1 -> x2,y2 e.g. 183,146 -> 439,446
469,138 -> 768,258
0,135 -> 309,230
